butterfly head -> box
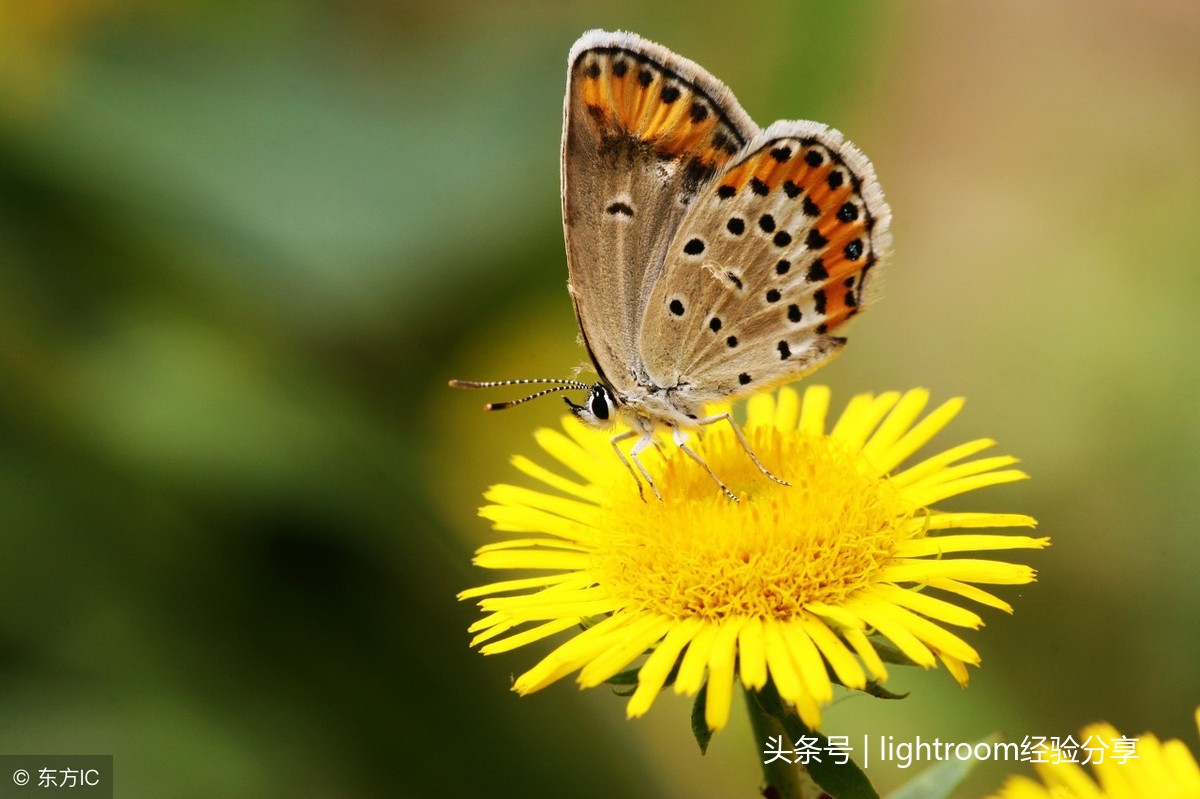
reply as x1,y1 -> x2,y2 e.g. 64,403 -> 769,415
449,377 -> 620,424
563,382 -> 618,428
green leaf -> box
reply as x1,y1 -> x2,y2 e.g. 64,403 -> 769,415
807,745 -> 880,799
859,680 -> 910,700
690,685 -> 713,755
754,682 -> 880,799
868,636 -> 921,667
605,667 -> 641,686
885,734 -> 1000,799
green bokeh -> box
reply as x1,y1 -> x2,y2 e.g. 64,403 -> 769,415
1,2 -> 1197,796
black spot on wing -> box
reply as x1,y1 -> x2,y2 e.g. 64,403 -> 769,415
814,289 -> 827,315
807,258 -> 828,282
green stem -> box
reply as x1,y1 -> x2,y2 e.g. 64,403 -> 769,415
744,687 -> 822,799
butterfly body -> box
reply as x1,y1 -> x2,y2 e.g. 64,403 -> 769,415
454,30 -> 891,500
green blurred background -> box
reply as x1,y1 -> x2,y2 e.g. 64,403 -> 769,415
1,2 -> 1197,796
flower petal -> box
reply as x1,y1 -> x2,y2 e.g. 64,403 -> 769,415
478,617 -> 581,654
781,622 -> 833,703
510,454 -> 602,501
895,533 -> 1049,558
906,469 -> 1029,507
774,386 -> 801,430
627,617 -> 703,718
925,512 -> 1038,530
926,578 -> 1014,613
798,613 -> 866,690
842,625 -> 888,681
890,438 -> 997,488
852,600 -> 936,667
871,396 -> 965,474
674,623 -> 718,696
704,619 -> 745,730
737,617 -> 768,690
578,613 -> 674,687
832,391 -> 901,452
798,385 -> 831,434
871,584 -> 983,628
860,389 -> 930,467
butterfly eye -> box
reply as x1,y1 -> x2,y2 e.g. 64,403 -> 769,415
590,386 -> 613,421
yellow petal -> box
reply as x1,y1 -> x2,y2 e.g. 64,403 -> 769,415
798,614 -> 865,690
773,386 -> 801,430
578,614 -> 673,687
833,391 -> 901,452
738,617 -> 768,690
872,396 -> 965,474
925,512 -> 1038,530
842,625 -> 888,681
870,584 -> 983,628
906,469 -> 1029,507
674,623 -> 718,696
798,384 -> 831,434
627,618 -> 703,718
479,617 -> 581,654
896,534 -> 1048,557
704,619 -> 745,730
781,622 -> 833,703
860,389 -> 931,467
890,438 -> 997,488
852,600 -> 936,667
510,454 -> 601,502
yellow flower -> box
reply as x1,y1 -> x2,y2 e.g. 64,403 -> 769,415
460,386 -> 1047,732
990,709 -> 1200,799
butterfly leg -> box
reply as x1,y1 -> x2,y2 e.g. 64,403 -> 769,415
672,426 -> 739,503
610,430 -> 663,502
697,413 -> 791,487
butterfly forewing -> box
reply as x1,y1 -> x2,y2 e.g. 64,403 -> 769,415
562,30 -> 759,398
639,120 -> 892,403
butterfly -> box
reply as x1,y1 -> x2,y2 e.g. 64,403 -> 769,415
452,29 -> 892,501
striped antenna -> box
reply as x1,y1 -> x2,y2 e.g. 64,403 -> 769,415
449,378 -> 590,411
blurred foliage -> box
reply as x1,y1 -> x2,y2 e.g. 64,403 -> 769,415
1,2 -> 1198,797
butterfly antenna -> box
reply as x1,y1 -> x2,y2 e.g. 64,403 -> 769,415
449,378 -> 590,412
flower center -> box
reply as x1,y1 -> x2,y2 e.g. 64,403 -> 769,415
591,425 -> 917,621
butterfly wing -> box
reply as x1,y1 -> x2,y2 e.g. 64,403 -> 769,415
562,30 -> 759,399
639,120 -> 892,403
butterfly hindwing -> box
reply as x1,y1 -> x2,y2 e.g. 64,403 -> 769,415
639,120 -> 893,402
562,30 -> 759,398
